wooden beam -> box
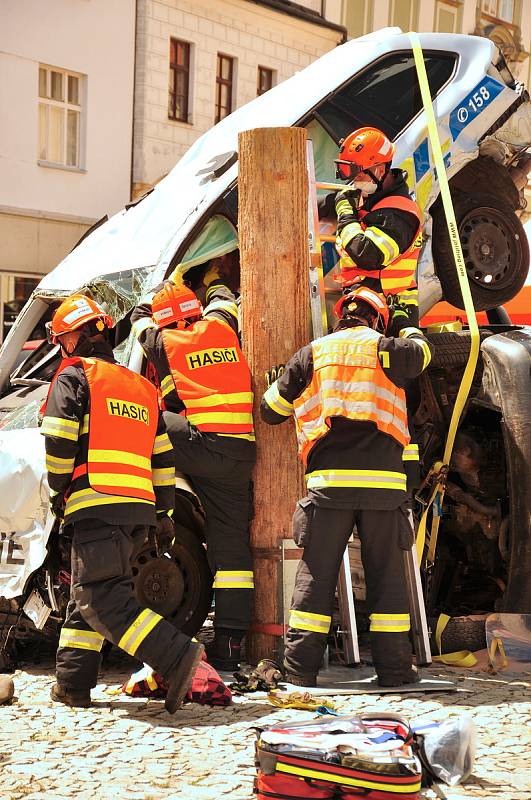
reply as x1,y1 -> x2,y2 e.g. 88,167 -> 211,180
239,127 -> 309,663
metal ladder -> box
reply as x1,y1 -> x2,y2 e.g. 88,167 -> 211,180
305,140 -> 432,667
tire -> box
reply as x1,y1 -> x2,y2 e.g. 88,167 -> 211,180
424,330 -> 492,369
132,523 -> 213,637
428,615 -> 487,654
432,193 -> 529,311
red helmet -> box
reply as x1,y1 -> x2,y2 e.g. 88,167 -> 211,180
151,282 -> 202,328
335,127 -> 395,181
333,286 -> 390,330
49,295 -> 112,343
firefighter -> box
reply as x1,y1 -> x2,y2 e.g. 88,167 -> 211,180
260,286 -> 432,687
319,126 -> 423,336
41,295 -> 203,711
131,260 -> 255,671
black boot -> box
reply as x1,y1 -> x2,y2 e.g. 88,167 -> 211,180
50,681 -> 91,708
206,629 -> 244,671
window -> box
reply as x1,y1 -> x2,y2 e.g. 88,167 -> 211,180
0,274 -> 40,343
169,38 -> 191,122
257,66 -> 274,96
481,0 -> 514,22
435,2 -> 460,33
38,65 -> 82,167
315,51 -> 457,142
215,54 -> 234,123
390,0 -> 419,31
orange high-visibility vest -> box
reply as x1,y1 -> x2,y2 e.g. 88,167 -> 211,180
43,357 -> 159,513
293,327 -> 410,466
338,195 -> 423,295
161,318 -> 254,436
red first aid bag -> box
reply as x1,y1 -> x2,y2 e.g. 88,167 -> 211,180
255,713 -> 422,800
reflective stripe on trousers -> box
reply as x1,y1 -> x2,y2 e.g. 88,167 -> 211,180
59,627 -> 105,652
118,608 -> 164,656
370,612 -> 411,633
213,570 -> 254,589
289,609 -> 331,635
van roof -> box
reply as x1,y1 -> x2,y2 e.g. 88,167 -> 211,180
38,29 -> 491,294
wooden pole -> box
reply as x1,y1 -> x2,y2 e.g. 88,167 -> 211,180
239,127 -> 308,663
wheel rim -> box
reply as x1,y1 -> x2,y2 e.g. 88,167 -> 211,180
459,206 -> 519,291
132,541 -> 205,626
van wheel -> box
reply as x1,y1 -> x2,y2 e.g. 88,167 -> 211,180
432,193 -> 529,311
424,330 -> 492,369
133,523 -> 213,637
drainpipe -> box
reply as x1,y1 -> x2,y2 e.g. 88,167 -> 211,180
130,0 -> 138,202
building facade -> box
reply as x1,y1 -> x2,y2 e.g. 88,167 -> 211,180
344,1 -> 530,85
0,0 -> 135,341
132,0 -> 345,197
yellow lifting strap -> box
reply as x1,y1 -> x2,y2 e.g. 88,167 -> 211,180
409,33 -> 481,567
432,613 -> 477,668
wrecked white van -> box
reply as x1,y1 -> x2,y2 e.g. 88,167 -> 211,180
1,29 -> 530,664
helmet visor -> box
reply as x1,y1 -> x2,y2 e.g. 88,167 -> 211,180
45,321 -> 59,345
334,160 -> 363,181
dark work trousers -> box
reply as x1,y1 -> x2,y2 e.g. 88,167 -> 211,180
164,412 -> 254,632
56,520 -> 191,690
284,498 -> 414,683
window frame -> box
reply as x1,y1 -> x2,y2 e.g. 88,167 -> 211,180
168,37 -> 191,123
480,0 -> 514,24
215,53 -> 235,124
257,66 -> 274,96
307,49 -> 458,145
38,64 -> 83,169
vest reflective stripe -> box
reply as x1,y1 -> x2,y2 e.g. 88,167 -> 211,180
289,609 -> 331,634
293,328 -> 410,465
161,319 -> 254,436
263,382 -> 294,417
213,570 -> 254,589
41,415 -> 79,441
152,467 -> 175,487
153,432 -> 173,455
160,374 -> 174,398
59,627 -> 105,652
369,612 -> 411,633
65,488 -> 153,516
118,608 -> 163,656
46,454 -> 76,475
275,762 -> 421,794
337,195 -> 422,294
186,411 -> 253,427
306,469 -> 407,491
403,444 -> 419,462
88,449 -> 152,470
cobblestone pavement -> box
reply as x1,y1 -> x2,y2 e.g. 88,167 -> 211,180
0,656 -> 529,800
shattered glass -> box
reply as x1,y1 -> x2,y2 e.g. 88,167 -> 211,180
0,399 -> 42,431
79,266 -> 160,326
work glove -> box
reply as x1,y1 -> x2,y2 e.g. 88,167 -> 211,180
154,511 -> 174,556
202,262 -> 222,287
264,364 -> 285,388
49,491 -> 66,521
335,188 -> 361,233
